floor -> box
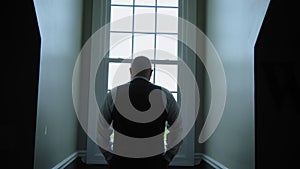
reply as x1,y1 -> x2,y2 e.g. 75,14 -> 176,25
65,157 -> 214,169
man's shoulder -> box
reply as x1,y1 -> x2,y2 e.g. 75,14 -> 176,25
112,82 -> 131,90
112,81 -> 172,96
154,84 -> 170,93
151,84 -> 172,96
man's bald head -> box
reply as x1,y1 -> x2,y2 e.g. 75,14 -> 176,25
130,56 -> 153,80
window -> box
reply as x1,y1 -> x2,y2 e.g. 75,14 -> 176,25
87,0 -> 197,166
108,0 -> 179,101
108,0 -> 179,147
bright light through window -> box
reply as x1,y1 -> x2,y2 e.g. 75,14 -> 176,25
108,0 -> 179,101
134,7 -> 156,32
109,33 -> 132,58
111,0 -> 133,5
135,0 -> 155,6
108,63 -> 131,89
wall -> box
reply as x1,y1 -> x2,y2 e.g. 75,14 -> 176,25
255,1 -> 300,168
195,0 -> 270,169
2,1 -> 41,168
33,0 -> 83,168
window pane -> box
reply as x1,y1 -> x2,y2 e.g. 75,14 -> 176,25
149,70 -> 154,83
110,6 -> 133,31
111,0 -> 133,5
133,34 -> 155,59
109,33 -> 132,58
135,0 -> 155,6
156,35 -> 178,60
171,93 -> 178,102
134,7 -> 155,33
155,64 -> 178,91
157,8 -> 178,33
108,63 -> 131,89
157,0 -> 178,7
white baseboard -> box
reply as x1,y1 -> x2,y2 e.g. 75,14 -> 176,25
51,152 -> 78,169
52,151 -> 227,169
195,153 -> 229,169
51,150 -> 87,169
194,153 -> 202,165
77,150 -> 87,163
77,150 -> 87,157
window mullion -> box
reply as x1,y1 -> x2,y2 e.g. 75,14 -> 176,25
131,0 -> 136,59
153,0 -> 158,84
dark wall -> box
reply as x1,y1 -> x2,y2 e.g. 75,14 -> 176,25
1,1 -> 41,169
255,0 -> 299,168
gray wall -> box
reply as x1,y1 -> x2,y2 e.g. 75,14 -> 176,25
33,0 -> 83,168
195,0 -> 270,169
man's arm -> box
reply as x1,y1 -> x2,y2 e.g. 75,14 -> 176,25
164,89 -> 183,163
96,92 -> 114,161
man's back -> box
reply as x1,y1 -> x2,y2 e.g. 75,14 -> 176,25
110,77 -> 169,169
113,78 -> 167,138
98,56 -> 182,169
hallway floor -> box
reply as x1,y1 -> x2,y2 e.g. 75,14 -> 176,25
65,157 -> 213,169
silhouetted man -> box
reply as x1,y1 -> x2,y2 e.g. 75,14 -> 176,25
97,56 -> 182,169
